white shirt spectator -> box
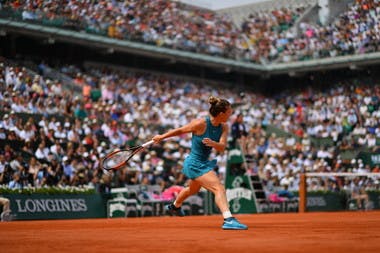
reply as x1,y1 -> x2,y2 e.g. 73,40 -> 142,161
35,144 -> 50,160
286,136 -> 296,147
38,118 -> 48,129
22,9 -> 36,20
0,155 -> 7,174
19,127 -> 35,142
317,148 -> 332,159
67,129 -> 80,143
357,136 -> 367,146
48,120 -> 58,131
367,134 -> 377,147
10,157 -> 23,171
54,126 -> 67,140
5,69 -> 16,86
83,124 -> 92,136
123,111 -> 134,123
50,143 -> 65,158
101,123 -> 112,137
347,111 -> 358,125
51,82 -> 63,95
2,116 -> 15,130
11,100 -> 27,113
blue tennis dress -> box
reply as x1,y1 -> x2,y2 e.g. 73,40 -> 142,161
182,116 -> 222,179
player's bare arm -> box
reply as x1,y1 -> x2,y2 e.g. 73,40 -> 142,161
153,118 -> 205,142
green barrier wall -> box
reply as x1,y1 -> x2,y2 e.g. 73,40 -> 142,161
305,192 -> 347,211
3,193 -> 107,220
368,191 -> 380,209
294,191 -> 380,211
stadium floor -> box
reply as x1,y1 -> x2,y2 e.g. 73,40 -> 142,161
1,211 -> 380,253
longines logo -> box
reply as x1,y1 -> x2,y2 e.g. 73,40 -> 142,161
15,198 -> 88,213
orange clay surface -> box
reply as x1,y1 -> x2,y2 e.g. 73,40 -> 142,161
1,211 -> 380,253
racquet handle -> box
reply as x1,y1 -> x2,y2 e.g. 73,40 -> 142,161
142,140 -> 154,148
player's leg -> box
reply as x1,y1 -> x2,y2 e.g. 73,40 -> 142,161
0,197 -> 11,222
0,197 -> 10,212
174,179 -> 201,207
166,180 -> 201,216
195,171 -> 247,230
195,171 -> 229,213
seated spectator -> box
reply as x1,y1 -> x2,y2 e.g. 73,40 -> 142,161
35,142 -> 50,161
0,125 -> 6,140
8,173 -> 22,189
27,157 -> 41,186
350,178 -> 369,210
22,141 -> 34,155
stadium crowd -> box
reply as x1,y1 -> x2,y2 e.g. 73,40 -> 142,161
1,0 -> 379,63
1,56 -> 380,202
3,0 -> 245,59
0,58 -> 237,194
280,0 -> 380,62
240,4 -> 309,63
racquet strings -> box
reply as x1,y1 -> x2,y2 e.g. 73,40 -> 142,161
103,150 -> 133,170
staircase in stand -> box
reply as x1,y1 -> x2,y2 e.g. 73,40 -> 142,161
248,173 -> 268,213
242,153 -> 268,213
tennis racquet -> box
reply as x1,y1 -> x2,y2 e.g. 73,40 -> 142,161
102,140 -> 154,171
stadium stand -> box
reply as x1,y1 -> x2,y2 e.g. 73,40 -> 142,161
1,0 -> 379,64
1,55 -> 379,209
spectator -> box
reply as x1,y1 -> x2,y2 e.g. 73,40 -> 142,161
8,173 -> 22,189
27,157 -> 41,186
0,155 -> 8,175
231,113 -> 248,150
350,178 -> 370,210
35,142 -> 50,161
9,154 -> 24,172
0,125 -> 6,139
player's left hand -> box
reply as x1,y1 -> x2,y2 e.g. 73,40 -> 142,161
202,138 -> 215,147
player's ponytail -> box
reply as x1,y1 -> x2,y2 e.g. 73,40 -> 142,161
208,96 -> 230,117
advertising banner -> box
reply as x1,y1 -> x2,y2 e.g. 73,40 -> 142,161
3,193 -> 106,220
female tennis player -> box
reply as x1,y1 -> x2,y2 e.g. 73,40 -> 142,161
152,96 -> 248,230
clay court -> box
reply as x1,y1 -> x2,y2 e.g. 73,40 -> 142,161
1,211 -> 380,253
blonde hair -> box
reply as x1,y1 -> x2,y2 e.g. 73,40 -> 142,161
208,96 -> 230,117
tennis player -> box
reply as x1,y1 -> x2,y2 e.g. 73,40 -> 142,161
152,96 -> 248,230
